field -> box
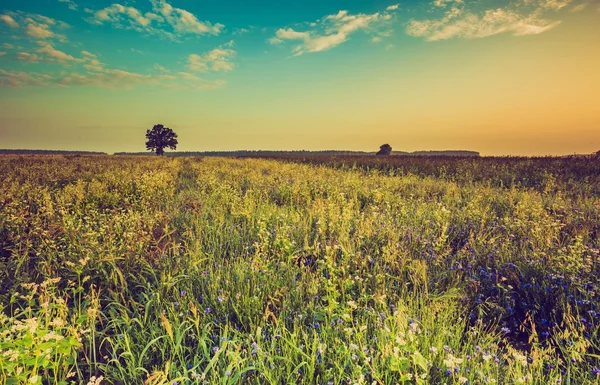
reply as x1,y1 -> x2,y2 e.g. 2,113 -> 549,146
1,154 -> 599,385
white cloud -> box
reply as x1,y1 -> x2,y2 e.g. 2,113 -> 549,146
433,0 -> 463,8
407,4 -> 562,41
151,0 -> 223,35
4,12 -> 69,42
154,64 -> 169,72
0,69 -> 52,87
526,0 -> 576,10
271,7 -> 394,55
0,62 -> 226,90
90,4 -> 165,35
569,3 -> 589,12
16,52 -> 40,62
407,0 -> 583,41
58,0 -> 78,11
187,46 -> 236,72
36,44 -> 83,63
386,4 -> 400,11
275,28 -> 311,41
233,27 -> 253,35
25,22 -> 55,39
89,0 -> 223,39
0,14 -> 19,28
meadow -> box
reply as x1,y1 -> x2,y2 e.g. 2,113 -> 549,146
0,154 -> 599,385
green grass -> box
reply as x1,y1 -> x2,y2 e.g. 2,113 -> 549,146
0,155 -> 599,384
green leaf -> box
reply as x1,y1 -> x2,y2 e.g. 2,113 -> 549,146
412,351 -> 428,372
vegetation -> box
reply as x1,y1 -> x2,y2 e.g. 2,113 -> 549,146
113,150 -> 481,157
146,125 -> 178,156
0,154 -> 599,384
0,150 -> 106,155
376,144 -> 392,156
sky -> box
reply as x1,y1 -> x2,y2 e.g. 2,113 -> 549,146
0,0 -> 599,155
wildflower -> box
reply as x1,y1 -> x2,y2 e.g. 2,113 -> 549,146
86,376 -> 104,385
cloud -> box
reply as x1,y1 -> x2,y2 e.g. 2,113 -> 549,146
386,4 -> 400,11
433,0 -> 463,7
187,46 -> 236,72
25,22 -> 55,39
150,0 -> 223,35
58,0 -> 78,11
233,26 -> 255,35
0,69 -> 53,87
154,64 -> 169,72
3,12 -> 69,42
527,0 -> 576,10
0,52 -> 6,57
89,0 -> 223,39
0,64 -> 225,90
16,52 -> 40,62
406,2 -> 564,41
271,7 -> 395,55
15,44 -> 85,65
569,3 -> 589,12
89,4 -> 166,36
36,44 -> 83,63
2,48 -> 227,90
0,14 -> 19,28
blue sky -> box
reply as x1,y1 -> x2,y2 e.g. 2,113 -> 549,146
0,0 -> 599,154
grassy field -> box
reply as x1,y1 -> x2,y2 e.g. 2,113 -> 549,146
0,155 -> 599,385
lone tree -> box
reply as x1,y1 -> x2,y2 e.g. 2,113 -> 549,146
376,143 -> 392,156
146,124 -> 178,156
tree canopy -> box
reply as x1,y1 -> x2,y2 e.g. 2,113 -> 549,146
376,144 -> 392,156
145,124 -> 178,156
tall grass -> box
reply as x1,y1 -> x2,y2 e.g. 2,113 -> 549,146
0,155 -> 598,384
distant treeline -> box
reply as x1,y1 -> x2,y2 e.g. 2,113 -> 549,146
114,150 -> 481,157
0,149 -> 107,155
391,150 -> 480,157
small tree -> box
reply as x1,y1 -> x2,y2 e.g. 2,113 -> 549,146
376,143 -> 392,156
145,124 -> 178,156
